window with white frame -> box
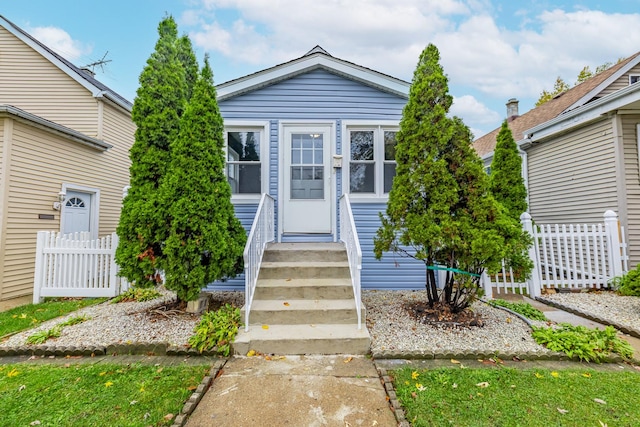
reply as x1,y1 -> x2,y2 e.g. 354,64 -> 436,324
630,75 -> 640,85
226,130 -> 262,194
348,127 -> 398,196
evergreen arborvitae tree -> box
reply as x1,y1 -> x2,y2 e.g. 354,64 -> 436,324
116,16 -> 188,286
374,44 -> 531,312
177,34 -> 199,101
160,56 -> 246,302
489,120 -> 527,222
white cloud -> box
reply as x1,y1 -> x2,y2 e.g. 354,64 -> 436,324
29,26 -> 91,61
182,1 -> 640,136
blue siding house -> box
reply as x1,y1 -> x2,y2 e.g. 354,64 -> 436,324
213,46 -> 425,291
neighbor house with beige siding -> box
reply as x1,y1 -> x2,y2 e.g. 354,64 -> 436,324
474,51 -> 640,269
0,16 -> 134,308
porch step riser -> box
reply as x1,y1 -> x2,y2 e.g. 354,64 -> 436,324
243,308 -> 364,325
253,285 -> 353,300
263,250 -> 348,263
259,266 -> 350,280
233,337 -> 370,355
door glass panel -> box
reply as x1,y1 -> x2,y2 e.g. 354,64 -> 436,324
291,133 -> 324,199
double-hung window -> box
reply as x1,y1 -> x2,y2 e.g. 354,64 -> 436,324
347,125 -> 398,197
224,122 -> 269,199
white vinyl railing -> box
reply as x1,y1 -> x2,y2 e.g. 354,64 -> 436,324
483,210 -> 627,298
243,193 -> 275,331
339,194 -> 363,330
33,231 -> 129,303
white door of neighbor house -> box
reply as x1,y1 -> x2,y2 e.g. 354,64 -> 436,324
283,126 -> 332,233
62,190 -> 92,235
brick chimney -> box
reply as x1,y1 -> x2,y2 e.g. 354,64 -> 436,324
506,98 -> 519,119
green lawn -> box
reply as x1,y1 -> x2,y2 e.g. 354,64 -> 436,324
0,298 -> 106,338
0,362 -> 209,426
393,366 -> 640,427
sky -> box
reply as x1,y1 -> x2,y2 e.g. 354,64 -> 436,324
3,0 -> 640,138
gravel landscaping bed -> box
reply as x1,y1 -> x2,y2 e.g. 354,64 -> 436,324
3,288 -> 636,358
538,292 -> 640,337
363,290 -> 553,358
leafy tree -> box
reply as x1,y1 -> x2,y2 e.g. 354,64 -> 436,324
374,44 -> 531,312
536,61 -> 617,106
489,120 -> 527,222
535,76 -> 570,106
160,56 -> 246,302
116,16 -> 189,286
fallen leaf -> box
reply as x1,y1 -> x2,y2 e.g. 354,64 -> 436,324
599,421 -> 608,427
452,383 -> 458,389
582,372 -> 592,378
416,383 -> 426,391
557,408 -> 568,414
506,317 -> 512,323
7,368 -> 19,378
187,385 -> 197,391
411,392 -> 417,398
551,371 -> 559,378
19,313 -> 27,319
476,382 -> 489,388
156,367 -> 163,373
286,278 -> 292,281
105,381 -> 114,387
343,357 -> 353,363
18,385 -> 26,392
164,414 -> 174,421
534,372 -> 543,379
594,398 -> 607,405
264,355 -> 272,360
99,371 -> 107,376
450,359 -> 460,364
262,325 -> 269,330
247,350 -> 256,357
29,421 -> 41,426
411,371 -> 419,380
130,400 -> 138,405
283,302 -> 290,306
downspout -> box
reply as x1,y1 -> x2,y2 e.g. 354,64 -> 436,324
611,113 -> 628,245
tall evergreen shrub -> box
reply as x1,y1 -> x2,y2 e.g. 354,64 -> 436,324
374,44 -> 531,312
160,57 -> 246,302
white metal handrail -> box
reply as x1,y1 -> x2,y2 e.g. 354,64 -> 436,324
243,193 -> 275,331
339,194 -> 363,330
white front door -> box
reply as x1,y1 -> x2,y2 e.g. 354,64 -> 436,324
62,190 -> 92,235
282,126 -> 332,234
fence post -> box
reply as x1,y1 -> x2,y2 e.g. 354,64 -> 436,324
603,210 -> 623,279
480,271 -> 493,300
32,231 -> 48,304
521,212 -> 541,299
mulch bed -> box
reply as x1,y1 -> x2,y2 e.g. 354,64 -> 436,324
405,301 -> 484,328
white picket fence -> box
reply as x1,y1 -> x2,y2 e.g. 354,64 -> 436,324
33,231 -> 129,303
482,210 -> 628,298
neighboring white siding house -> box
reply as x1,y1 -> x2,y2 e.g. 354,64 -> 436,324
212,46 -> 426,290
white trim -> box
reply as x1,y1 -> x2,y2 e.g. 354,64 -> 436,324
341,121 -> 400,199
224,121 -> 270,203
217,53 -> 409,101
59,183 -> 100,239
630,75 -> 640,85
524,82 -> 640,143
278,121 -> 335,241
563,55 -> 640,113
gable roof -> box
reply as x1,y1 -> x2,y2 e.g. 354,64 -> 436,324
216,45 -> 410,101
473,51 -> 640,158
0,15 -> 132,112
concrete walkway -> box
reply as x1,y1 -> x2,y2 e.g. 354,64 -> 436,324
185,355 -> 397,427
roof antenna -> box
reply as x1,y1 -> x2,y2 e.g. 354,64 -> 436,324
81,51 -> 112,76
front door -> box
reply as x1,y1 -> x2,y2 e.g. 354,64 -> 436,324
282,126 -> 332,234
62,190 -> 92,235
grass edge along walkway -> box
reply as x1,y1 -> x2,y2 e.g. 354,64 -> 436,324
390,364 -> 640,427
0,359 -> 215,427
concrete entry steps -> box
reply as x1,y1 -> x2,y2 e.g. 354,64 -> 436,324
234,242 -> 370,355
